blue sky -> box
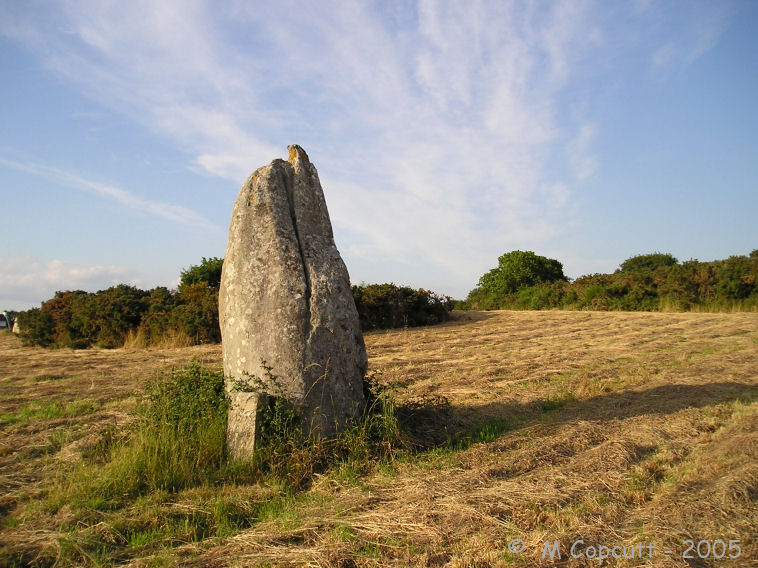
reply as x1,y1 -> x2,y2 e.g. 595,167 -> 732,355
1,0 -> 757,310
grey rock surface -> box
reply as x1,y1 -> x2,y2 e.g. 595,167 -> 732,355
220,145 -> 367,458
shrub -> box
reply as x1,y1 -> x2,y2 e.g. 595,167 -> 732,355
18,281 -> 222,349
39,290 -> 93,348
94,363 -> 230,499
19,307 -> 55,347
716,255 -> 756,300
170,283 -> 221,344
462,250 -> 757,313
180,257 -> 224,289
351,283 -> 451,331
246,367 -> 407,489
19,261 -> 449,348
619,252 -> 678,273
92,285 -> 150,348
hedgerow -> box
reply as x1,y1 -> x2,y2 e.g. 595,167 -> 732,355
463,250 -> 758,312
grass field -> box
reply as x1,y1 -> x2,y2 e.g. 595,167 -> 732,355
0,310 -> 756,567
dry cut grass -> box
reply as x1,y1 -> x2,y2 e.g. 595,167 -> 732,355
0,309 -> 756,567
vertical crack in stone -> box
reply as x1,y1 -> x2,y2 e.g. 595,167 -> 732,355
282,162 -> 312,339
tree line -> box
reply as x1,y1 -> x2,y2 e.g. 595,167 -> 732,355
12,249 -> 757,349
462,250 -> 758,312
15,257 -> 453,349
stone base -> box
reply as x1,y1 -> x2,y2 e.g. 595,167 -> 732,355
226,391 -> 266,460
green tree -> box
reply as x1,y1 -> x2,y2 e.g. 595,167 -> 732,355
476,251 -> 567,297
180,257 -> 224,289
619,253 -> 678,273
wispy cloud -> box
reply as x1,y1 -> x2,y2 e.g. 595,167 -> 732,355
0,1 -> 602,291
0,156 -> 218,230
0,1 -> 733,294
212,1 -> 602,280
646,1 -> 731,72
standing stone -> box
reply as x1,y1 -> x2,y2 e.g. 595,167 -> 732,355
220,145 -> 367,458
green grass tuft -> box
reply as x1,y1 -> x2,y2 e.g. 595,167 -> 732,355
0,399 -> 96,425
448,415 -> 526,450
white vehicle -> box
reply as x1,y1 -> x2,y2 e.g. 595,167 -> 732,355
0,312 -> 10,330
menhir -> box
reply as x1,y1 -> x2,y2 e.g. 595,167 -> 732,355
219,144 -> 367,458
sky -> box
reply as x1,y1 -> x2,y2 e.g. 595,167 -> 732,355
1,0 -> 757,310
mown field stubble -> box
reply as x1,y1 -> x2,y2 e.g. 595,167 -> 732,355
0,310 -> 756,567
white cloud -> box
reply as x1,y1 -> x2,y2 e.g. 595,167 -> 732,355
0,0 -> 281,175
0,257 -> 139,310
4,1 -> 728,296
0,157 -> 219,230
0,1 -> 605,295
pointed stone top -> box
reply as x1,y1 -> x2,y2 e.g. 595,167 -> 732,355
287,144 -> 309,165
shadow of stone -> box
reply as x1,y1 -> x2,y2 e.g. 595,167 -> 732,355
398,381 -> 757,450
361,310 -> 495,338
397,395 -> 455,447
444,310 -> 497,325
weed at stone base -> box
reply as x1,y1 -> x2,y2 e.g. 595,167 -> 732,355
249,368 -> 408,490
